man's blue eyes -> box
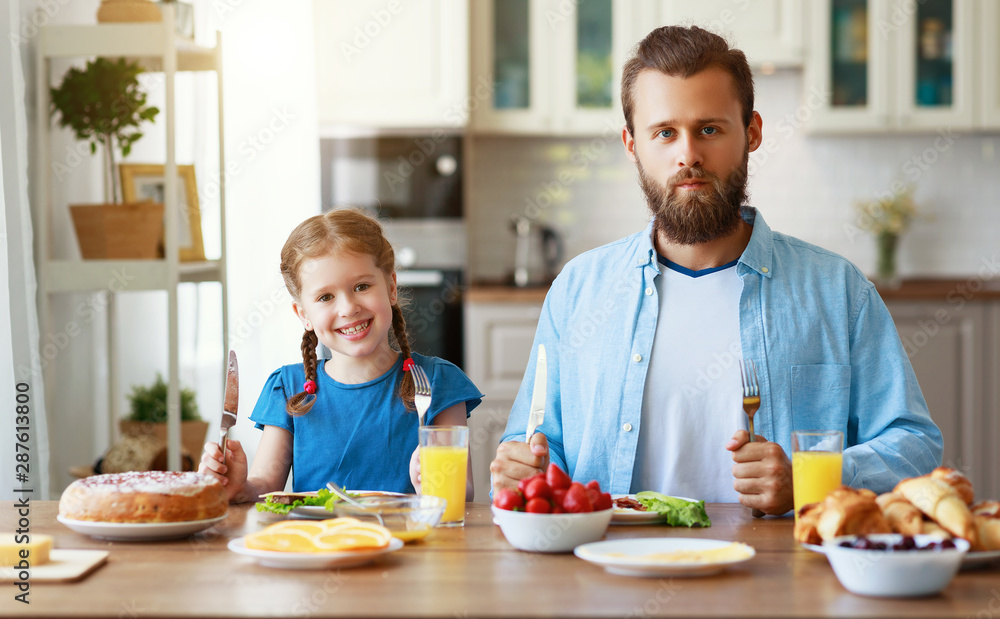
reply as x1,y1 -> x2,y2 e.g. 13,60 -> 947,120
657,127 -> 717,138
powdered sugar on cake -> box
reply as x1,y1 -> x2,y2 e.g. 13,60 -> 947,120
76,471 -> 219,497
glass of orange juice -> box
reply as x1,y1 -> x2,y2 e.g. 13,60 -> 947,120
791,430 -> 844,521
419,426 -> 469,527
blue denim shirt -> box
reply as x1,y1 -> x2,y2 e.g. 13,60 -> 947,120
500,208 -> 943,499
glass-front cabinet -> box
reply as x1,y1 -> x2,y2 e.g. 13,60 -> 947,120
471,0 -> 639,134
806,0 -> 978,132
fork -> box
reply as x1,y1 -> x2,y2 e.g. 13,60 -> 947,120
410,361 -> 432,426
739,359 -> 766,518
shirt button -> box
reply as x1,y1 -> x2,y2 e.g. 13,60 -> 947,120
645,287 -> 653,295
762,267 -> 769,273
622,423 -> 632,432
632,354 -> 642,363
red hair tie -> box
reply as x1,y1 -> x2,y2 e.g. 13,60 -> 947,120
403,358 -> 415,372
303,380 -> 317,394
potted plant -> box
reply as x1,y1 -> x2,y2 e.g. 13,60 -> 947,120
49,56 -> 163,259
120,374 -> 209,460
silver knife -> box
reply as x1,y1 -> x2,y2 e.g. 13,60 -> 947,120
219,350 -> 239,461
526,344 -> 546,440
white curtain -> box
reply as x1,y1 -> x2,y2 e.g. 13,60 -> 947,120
1,0 -> 51,500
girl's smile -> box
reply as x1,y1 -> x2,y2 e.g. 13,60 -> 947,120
293,250 -> 398,380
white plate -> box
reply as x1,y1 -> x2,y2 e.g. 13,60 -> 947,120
575,538 -> 755,577
57,514 -> 226,541
610,494 -> 699,524
289,491 -> 407,519
227,536 -> 403,569
801,541 -> 1000,569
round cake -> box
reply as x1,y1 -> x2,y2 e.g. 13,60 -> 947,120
59,471 -> 228,523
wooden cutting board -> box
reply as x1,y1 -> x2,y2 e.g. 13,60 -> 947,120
0,549 -> 109,583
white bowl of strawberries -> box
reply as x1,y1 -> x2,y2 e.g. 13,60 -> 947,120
492,463 -> 613,553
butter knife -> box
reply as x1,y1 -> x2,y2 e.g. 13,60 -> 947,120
219,350 -> 239,461
526,344 -> 546,440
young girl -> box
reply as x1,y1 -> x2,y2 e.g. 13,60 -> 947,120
199,209 -> 482,502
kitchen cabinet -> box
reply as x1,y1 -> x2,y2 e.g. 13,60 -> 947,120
470,0 -> 641,134
34,5 -> 229,471
313,0 -> 469,129
651,0 -> 804,68
980,0 -> 1000,127
464,297 -> 542,499
884,297 -> 999,500
804,0 -> 982,133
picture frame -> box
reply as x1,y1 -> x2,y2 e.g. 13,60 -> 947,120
119,163 -> 206,262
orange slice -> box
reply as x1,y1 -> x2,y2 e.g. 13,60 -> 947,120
244,529 -> 317,553
266,521 -> 327,537
312,523 -> 393,551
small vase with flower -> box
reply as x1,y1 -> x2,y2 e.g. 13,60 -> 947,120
855,185 -> 920,288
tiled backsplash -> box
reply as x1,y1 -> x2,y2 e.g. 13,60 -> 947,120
468,71 -> 1000,283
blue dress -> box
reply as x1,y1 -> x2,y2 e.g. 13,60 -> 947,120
250,352 -> 482,493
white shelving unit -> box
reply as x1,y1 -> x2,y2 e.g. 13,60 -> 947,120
34,5 -> 228,471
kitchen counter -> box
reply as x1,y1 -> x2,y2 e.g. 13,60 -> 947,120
5,501 -> 999,618
875,277 -> 1000,301
469,277 -> 1000,304
467,284 -> 549,303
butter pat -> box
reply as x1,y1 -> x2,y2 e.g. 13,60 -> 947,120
0,534 -> 53,567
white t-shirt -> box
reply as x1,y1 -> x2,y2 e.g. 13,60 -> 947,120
630,256 -> 746,502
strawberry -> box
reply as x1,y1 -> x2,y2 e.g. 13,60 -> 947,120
562,482 -> 594,513
546,463 -> 572,490
593,491 -> 613,511
585,479 -> 602,493
518,473 -> 544,496
551,503 -> 566,514
552,487 -> 568,508
585,486 -> 602,509
524,477 -> 553,502
493,488 -> 524,511
525,497 -> 551,514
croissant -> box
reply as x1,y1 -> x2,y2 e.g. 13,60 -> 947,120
973,514 -> 1000,551
875,492 -> 923,536
793,501 -> 823,545
972,500 -> 1000,519
894,476 -> 978,544
921,520 -> 953,540
930,467 -> 975,505
815,487 -> 891,542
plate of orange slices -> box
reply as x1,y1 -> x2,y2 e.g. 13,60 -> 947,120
228,518 -> 403,569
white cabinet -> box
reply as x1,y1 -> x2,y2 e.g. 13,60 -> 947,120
470,0 -> 641,135
886,298 -> 999,500
464,299 -> 542,500
805,0 -> 982,133
34,5 -> 228,471
652,0 -> 804,68
980,0 -> 1000,127
313,0 -> 469,129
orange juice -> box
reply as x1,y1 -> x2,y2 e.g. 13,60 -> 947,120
792,451 -> 843,519
420,445 -> 467,525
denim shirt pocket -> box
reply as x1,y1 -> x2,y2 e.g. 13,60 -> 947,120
790,364 -> 852,432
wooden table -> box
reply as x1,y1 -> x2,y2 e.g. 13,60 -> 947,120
3,502 -> 999,618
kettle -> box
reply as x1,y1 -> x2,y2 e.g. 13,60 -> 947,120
511,215 -> 563,287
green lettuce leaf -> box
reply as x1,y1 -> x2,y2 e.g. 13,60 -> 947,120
634,491 -> 712,527
255,489 -> 335,515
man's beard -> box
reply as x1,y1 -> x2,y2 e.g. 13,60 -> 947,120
637,147 -> 750,246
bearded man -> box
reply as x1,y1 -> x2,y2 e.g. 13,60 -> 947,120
490,26 -> 942,515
